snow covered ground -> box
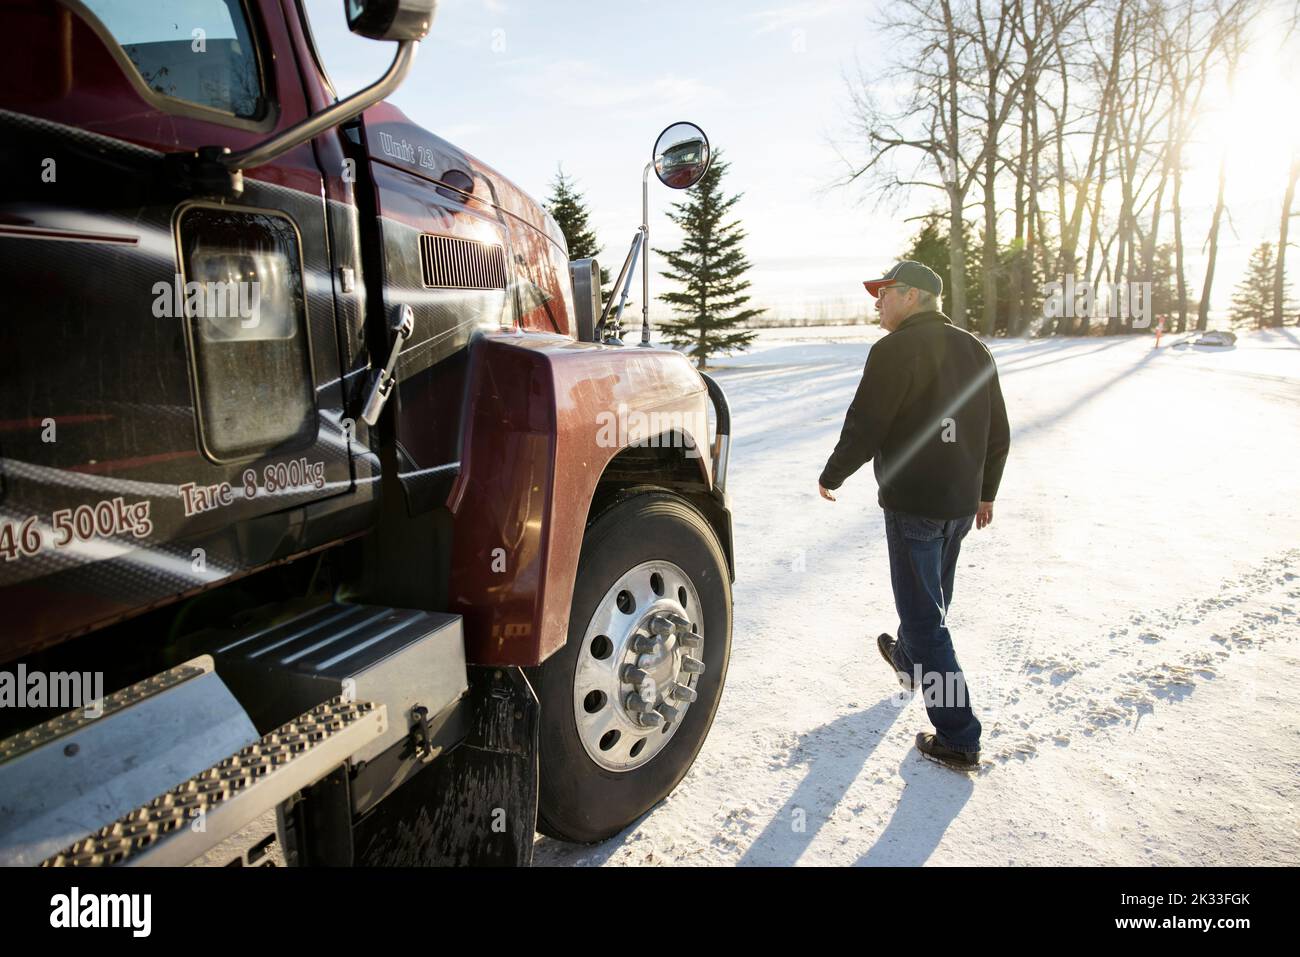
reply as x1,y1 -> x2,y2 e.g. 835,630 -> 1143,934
534,324 -> 1300,866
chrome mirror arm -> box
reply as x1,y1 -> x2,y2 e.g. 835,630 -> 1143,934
223,40 -> 419,174
639,160 -> 653,347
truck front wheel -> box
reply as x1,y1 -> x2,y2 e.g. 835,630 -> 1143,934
528,491 -> 731,843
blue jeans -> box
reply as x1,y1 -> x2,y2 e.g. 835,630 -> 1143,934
882,508 -> 982,753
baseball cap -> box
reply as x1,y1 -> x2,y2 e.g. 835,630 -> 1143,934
863,261 -> 943,298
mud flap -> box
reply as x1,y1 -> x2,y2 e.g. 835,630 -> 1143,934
351,665 -> 539,866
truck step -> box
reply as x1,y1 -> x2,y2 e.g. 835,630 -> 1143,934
201,602 -> 467,768
0,657 -> 260,867
42,696 -> 386,867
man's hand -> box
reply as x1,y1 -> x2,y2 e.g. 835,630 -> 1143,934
976,501 -> 994,529
818,483 -> 836,502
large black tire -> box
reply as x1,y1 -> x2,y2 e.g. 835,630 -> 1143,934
526,491 -> 732,843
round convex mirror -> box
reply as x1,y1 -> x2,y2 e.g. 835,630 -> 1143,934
653,123 -> 711,189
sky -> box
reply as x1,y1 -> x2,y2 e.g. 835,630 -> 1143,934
304,0 -> 1300,325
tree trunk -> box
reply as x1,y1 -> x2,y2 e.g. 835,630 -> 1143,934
1115,139 -> 1135,334
1010,90 -> 1029,337
1197,146 -> 1229,332
1021,64 -> 1040,337
982,139 -> 999,336
1143,162 -> 1169,282
1084,130 -> 1113,332
1274,150 -> 1299,327
1171,142 -> 1188,332
949,184 -> 969,330
940,0 -> 968,330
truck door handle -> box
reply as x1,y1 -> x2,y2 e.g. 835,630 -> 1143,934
361,304 -> 415,426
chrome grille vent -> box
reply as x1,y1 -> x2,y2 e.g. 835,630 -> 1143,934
420,234 -> 507,290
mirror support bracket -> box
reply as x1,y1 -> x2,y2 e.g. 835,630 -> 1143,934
638,161 -> 654,347
162,146 -> 244,200
598,229 -> 644,345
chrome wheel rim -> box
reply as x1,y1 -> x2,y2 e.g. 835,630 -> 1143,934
573,559 -> 705,772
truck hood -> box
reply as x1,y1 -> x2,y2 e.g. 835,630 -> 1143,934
359,102 -> 567,254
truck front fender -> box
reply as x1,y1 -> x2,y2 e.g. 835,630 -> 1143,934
447,333 -> 714,666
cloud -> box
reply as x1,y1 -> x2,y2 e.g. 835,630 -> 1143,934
507,58 -> 719,112
746,1 -> 851,35
439,0 -> 510,12
437,123 -> 486,143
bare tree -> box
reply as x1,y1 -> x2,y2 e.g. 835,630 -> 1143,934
1113,2 -> 1177,332
1081,1 -> 1131,322
1047,1 -> 1128,334
961,0 -> 1094,335
842,0 -> 1030,330
838,0 -> 1266,337
970,0 -> 1024,335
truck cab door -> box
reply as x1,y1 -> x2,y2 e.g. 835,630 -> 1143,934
0,0 -> 363,652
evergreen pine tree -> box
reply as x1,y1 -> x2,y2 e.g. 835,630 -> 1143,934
900,213 -> 983,324
1230,242 -> 1281,329
654,152 -> 762,369
901,215 -> 952,292
1150,243 -> 1180,330
544,166 -> 611,300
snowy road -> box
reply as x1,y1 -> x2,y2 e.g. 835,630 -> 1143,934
534,325 -> 1300,866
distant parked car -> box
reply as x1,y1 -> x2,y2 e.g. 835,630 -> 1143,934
1193,330 -> 1237,347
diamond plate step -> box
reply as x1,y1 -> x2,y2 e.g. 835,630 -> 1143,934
42,697 -> 387,867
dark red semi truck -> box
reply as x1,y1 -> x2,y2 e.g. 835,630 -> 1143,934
0,0 -> 734,866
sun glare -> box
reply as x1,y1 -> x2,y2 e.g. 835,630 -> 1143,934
1191,17 -> 1300,186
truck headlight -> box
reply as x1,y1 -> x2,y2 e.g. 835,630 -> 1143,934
176,206 -> 316,461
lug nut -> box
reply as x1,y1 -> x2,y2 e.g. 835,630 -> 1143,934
678,631 -> 702,649
621,665 -> 649,685
624,692 -> 653,713
633,633 -> 658,653
671,683 -> 698,703
656,702 -> 682,724
664,611 -> 691,632
649,615 -> 675,637
680,656 -> 705,675
635,710 -> 664,729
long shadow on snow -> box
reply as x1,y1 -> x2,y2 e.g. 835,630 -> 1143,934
736,699 -> 904,866
854,752 -> 975,866
992,336 -> 1133,372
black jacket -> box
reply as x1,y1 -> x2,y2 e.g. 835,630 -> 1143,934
819,311 -> 1010,520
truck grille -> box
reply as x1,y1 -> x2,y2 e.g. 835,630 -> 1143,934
420,234 -> 507,290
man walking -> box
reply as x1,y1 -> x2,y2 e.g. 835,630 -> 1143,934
817,261 -> 1010,772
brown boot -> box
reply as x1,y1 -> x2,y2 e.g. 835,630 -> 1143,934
876,633 -> 914,691
915,732 -> 980,772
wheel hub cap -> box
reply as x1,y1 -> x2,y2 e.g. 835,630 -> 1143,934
573,560 -> 705,772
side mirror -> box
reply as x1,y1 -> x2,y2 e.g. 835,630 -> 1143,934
653,122 -> 711,190
346,0 -> 438,42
